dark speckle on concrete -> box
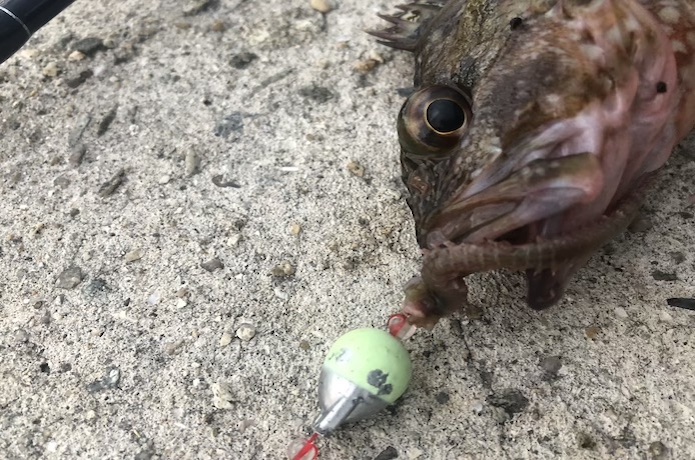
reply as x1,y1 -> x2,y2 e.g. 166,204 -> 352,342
669,251 -> 686,264
487,389 -> 529,417
577,432 -> 596,450
65,69 -> 93,88
72,37 -> 106,56
85,278 -> 108,295
87,367 -> 121,393
540,356 -> 562,380
373,446 -> 398,460
651,270 -> 678,281
214,112 -> 244,138
435,391 -> 450,404
230,52 -> 258,69
97,106 -> 118,136
667,298 -> 695,311
98,169 -> 126,197
56,266 -> 84,289
211,175 -> 240,188
201,258 -> 224,272
298,85 -> 335,103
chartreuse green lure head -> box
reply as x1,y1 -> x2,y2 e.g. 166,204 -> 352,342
314,328 -> 412,435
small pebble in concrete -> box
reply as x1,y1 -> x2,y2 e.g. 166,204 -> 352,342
97,106 -> 118,136
310,0 -> 334,14
68,114 -> 92,147
651,270 -> 678,281
669,251 -> 686,264
87,367 -> 121,393
649,441 -> 669,459
373,446 -> 398,460
273,287 -> 288,300
69,143 -> 87,167
124,249 -> 144,263
406,448 -> 424,459
271,260 -> 295,277
227,234 -> 241,247
65,69 -> 93,88
236,323 -> 256,341
585,326 -> 601,339
667,298 -> 695,310
201,258 -> 224,272
67,50 -> 86,61
185,150 -> 200,176
43,62 -> 59,78
183,0 -> 214,16
164,340 -> 185,355
614,307 -> 628,319
210,20 -> 226,32
148,292 -> 160,305
72,37 -> 105,56
14,329 -> 29,344
56,266 -> 84,289
540,356 -> 562,380
659,311 -> 673,322
98,169 -> 126,197
346,160 -> 365,177
18,48 -> 39,59
211,174 -> 240,188
219,332 -> 233,347
212,381 -> 234,409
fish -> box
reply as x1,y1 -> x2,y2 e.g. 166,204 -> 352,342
371,0 -> 695,328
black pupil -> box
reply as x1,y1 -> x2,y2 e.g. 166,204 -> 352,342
426,99 -> 465,133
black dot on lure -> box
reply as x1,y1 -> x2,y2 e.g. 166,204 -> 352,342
509,17 -> 523,30
656,81 -> 668,93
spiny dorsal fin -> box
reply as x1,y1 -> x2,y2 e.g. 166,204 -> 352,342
367,2 -> 444,52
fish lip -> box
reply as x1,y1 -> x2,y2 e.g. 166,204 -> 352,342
420,152 -> 605,248
422,179 -> 656,276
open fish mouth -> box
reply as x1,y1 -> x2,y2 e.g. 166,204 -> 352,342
403,170 -> 655,329
419,152 -> 605,247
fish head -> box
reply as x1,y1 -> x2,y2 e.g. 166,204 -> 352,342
381,0 -> 685,325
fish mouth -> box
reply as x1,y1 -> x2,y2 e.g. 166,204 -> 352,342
420,152 -> 606,248
404,153 -> 654,328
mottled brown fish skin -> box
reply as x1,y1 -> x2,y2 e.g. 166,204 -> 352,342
373,1 -> 695,327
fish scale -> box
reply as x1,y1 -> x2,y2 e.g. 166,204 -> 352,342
372,0 -> 695,327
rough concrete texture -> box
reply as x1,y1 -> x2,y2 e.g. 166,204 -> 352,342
0,1 -> 694,459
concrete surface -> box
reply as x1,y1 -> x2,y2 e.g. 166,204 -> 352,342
0,0 -> 694,459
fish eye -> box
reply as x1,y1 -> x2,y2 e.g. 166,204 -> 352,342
398,84 -> 472,157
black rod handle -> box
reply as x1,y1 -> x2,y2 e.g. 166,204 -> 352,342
0,0 -> 77,65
